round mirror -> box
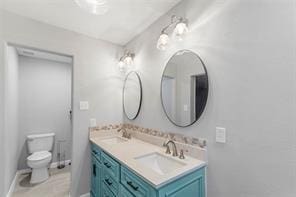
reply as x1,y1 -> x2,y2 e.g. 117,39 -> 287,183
161,50 -> 208,127
123,71 -> 142,120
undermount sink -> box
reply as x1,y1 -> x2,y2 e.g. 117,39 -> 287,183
134,152 -> 186,175
100,136 -> 128,145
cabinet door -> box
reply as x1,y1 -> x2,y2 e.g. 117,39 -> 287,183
158,167 -> 205,197
91,157 -> 102,197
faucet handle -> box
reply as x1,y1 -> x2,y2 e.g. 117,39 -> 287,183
127,133 -> 132,139
179,149 -> 188,159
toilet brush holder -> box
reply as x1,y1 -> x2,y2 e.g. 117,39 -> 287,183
57,140 -> 66,169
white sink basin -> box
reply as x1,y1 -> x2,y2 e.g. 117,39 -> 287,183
134,152 -> 186,175
100,136 -> 128,145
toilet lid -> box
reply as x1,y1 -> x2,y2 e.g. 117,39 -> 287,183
27,151 -> 51,161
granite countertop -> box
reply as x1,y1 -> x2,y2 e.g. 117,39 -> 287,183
89,130 -> 206,189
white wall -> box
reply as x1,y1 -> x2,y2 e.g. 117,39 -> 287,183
4,45 -> 19,195
18,56 -> 72,170
125,0 -> 296,196
1,10 -> 123,197
0,8 -> 5,197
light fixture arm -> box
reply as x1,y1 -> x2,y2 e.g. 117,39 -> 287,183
161,15 -> 188,34
157,15 -> 189,51
121,51 -> 135,60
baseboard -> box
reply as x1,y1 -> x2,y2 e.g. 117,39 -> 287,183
80,193 -> 90,197
49,160 -> 71,169
6,171 -> 19,197
18,168 -> 32,174
18,160 -> 72,175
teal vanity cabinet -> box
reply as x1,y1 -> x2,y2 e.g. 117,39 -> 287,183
90,142 -> 205,197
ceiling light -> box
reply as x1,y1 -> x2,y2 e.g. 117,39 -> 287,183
75,0 -> 109,15
156,15 -> 189,50
157,33 -> 170,51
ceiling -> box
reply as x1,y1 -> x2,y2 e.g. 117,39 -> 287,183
2,0 -> 182,45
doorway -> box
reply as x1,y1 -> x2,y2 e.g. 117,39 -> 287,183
4,43 -> 73,197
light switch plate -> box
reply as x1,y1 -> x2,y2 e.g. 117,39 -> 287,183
216,127 -> 226,143
90,118 -> 97,127
79,101 -> 89,110
183,104 -> 188,111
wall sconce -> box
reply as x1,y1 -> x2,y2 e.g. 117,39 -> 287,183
157,15 -> 189,50
118,51 -> 135,72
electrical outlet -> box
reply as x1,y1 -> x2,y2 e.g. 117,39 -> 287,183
216,127 -> 226,143
79,101 -> 89,110
90,118 -> 97,127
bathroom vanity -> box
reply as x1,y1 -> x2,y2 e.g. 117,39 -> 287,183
89,130 -> 206,197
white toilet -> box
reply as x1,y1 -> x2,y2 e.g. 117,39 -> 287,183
26,133 -> 55,184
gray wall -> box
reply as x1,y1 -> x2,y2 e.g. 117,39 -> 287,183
125,0 -> 296,196
4,45 -> 19,194
1,10 -> 123,197
18,56 -> 72,170
0,9 -> 5,197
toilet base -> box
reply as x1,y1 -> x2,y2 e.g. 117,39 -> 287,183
30,167 -> 49,184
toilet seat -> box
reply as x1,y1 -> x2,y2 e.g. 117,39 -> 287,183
27,151 -> 51,161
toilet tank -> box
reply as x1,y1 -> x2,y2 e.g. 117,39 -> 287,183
27,133 -> 55,154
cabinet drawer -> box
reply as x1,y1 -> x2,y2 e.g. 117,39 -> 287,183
101,152 -> 120,181
120,185 -> 135,197
121,166 -> 156,197
102,168 -> 119,196
102,182 -> 116,197
91,143 -> 101,162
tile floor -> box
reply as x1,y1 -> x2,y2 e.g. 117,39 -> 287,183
12,166 -> 71,197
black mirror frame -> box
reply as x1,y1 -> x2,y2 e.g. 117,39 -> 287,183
160,49 -> 209,127
123,71 -> 143,120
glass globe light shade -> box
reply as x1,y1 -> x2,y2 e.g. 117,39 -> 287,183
118,60 -> 126,72
173,22 -> 189,41
157,33 -> 170,50
124,56 -> 133,66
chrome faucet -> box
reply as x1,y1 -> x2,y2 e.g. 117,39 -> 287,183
163,140 -> 178,157
122,131 -> 131,139
118,127 -> 131,139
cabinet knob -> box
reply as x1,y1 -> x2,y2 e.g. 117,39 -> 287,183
127,181 -> 139,191
104,162 -> 111,168
105,178 -> 112,186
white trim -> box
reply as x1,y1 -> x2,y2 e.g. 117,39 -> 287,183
6,171 -> 19,197
18,168 -> 32,175
80,193 -> 90,197
18,160 -> 72,175
49,160 -> 71,169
